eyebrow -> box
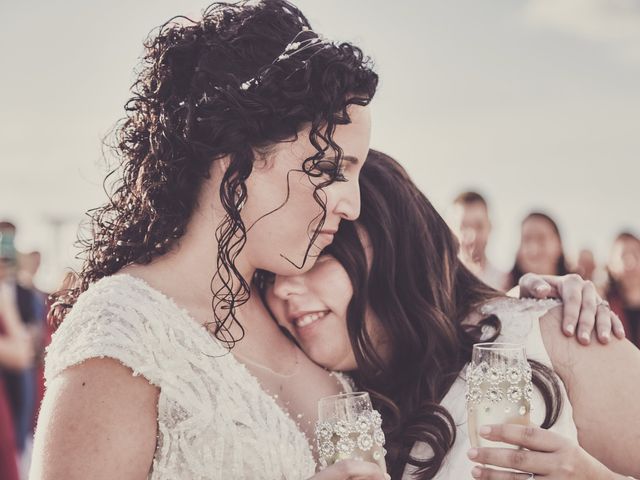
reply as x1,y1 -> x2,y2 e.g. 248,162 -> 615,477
326,155 -> 359,165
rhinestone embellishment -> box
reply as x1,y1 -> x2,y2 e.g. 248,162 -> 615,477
373,428 -> 385,446
336,436 -> 355,455
355,414 -> 371,433
319,441 -> 335,458
315,408 -> 387,468
465,358 -> 534,406
507,367 -> 521,384
316,421 -> 333,441
357,433 -> 373,450
371,410 -> 383,428
524,384 -> 534,401
334,420 -> 350,437
487,386 -> 504,403
506,385 -> 522,402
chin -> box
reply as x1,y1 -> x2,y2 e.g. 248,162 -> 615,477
313,351 -> 356,373
305,348 -> 335,370
331,361 -> 358,373
259,253 -> 317,276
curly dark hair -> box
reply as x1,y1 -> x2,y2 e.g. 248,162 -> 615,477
49,0 -> 378,347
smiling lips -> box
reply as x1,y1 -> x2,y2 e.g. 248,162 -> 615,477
316,227 -> 338,238
292,310 -> 330,328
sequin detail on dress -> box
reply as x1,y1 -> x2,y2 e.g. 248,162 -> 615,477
43,274 -> 316,479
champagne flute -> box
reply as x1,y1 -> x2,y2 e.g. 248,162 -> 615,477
466,343 -> 533,450
315,392 -> 387,471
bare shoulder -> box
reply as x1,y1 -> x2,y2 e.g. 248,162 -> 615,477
538,306 -> 640,474
538,305 -> 579,371
31,357 -> 159,480
538,305 -> 638,374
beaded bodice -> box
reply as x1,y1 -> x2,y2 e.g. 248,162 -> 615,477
44,274 -> 317,479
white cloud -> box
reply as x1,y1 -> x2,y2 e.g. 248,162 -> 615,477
524,0 -> 640,63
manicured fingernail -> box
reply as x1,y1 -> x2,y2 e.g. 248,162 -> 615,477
467,448 -> 479,459
565,324 -> 575,335
479,425 -> 491,436
384,475 -> 391,480
580,331 -> 590,343
601,332 -> 610,342
472,466 -> 482,478
615,326 -> 625,337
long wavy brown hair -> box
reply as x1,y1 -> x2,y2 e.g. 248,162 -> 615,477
49,0 -> 378,347
322,150 -> 563,479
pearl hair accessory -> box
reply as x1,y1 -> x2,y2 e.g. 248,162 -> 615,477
239,27 -> 333,91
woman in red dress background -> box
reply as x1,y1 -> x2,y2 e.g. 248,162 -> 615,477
0,310 -> 33,480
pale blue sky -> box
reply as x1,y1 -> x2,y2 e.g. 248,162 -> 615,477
1,0 -> 639,290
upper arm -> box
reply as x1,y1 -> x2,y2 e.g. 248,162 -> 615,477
539,307 -> 640,476
30,357 -> 160,480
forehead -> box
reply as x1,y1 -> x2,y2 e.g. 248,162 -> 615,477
453,202 -> 488,223
616,237 -> 640,253
331,104 -> 371,160
523,217 -> 555,235
266,104 -> 371,166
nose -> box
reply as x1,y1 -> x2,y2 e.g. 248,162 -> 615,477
272,273 -> 307,300
333,179 -> 361,221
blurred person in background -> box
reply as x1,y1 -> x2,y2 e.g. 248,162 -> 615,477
575,248 -> 597,282
607,231 -> 640,347
448,191 -> 510,291
0,221 -> 40,479
508,213 -> 605,341
0,225 -> 34,480
574,247 -> 609,295
16,250 -> 49,478
510,212 -> 571,286
17,250 -> 48,376
0,307 -> 23,480
18,251 -> 48,321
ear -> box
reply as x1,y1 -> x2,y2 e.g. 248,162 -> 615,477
216,155 -> 232,174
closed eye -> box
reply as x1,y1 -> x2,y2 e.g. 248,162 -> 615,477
313,158 -> 347,181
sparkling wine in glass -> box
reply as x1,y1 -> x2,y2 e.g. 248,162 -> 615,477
315,392 -> 387,471
466,343 -> 533,450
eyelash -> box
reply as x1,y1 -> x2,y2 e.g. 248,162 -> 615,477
314,160 -> 347,182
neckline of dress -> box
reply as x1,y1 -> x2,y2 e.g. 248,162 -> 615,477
108,272 -> 317,464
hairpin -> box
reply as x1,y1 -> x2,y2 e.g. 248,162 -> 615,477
239,28 -> 332,91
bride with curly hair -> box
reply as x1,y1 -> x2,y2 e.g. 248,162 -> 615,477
30,1 -> 381,479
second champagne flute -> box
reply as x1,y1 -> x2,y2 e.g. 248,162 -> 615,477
466,342 -> 533,450
315,391 -> 387,471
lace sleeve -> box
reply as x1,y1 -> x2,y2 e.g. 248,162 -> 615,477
44,282 -> 162,389
479,297 -> 561,343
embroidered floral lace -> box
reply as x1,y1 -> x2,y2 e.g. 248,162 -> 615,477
44,274 -> 316,479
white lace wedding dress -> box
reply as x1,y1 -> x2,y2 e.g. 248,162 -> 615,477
43,274 -> 322,479
403,298 -> 579,479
